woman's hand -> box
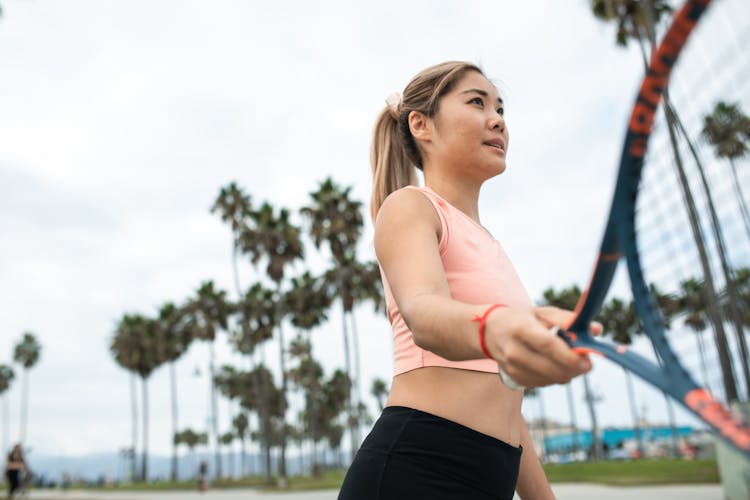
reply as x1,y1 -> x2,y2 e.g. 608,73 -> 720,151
483,305 -> 601,388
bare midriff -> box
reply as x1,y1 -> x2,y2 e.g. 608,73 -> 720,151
385,366 -> 524,447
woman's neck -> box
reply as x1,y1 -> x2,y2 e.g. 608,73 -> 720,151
423,172 -> 482,224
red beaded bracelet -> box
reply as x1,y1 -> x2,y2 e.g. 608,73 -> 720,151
471,304 -> 506,359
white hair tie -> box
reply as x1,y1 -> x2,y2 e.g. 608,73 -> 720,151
385,92 -> 402,119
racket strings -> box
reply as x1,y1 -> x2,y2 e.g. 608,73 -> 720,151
633,0 -> 750,405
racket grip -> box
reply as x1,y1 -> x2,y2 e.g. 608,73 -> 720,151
555,327 -> 602,357
555,327 -> 573,346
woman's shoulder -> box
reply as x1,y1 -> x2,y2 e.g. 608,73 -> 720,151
377,186 -> 440,225
374,186 -> 446,254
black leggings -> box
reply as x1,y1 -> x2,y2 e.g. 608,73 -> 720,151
338,406 -> 522,500
6,469 -> 21,496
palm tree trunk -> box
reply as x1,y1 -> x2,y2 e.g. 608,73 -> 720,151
228,445 -> 235,480
565,383 -> 580,458
537,389 -> 548,461
253,359 -> 272,484
209,342 -> 222,479
276,292 -> 288,487
667,101 -> 750,398
140,376 -> 149,481
130,374 -> 138,482
307,331 -> 321,477
170,362 -> 179,481
340,301 -> 358,460
19,369 -> 28,444
662,103 -> 740,401
240,434 -> 246,477
2,394 -> 9,460
311,439 -> 319,478
349,312 -> 363,436
728,158 -> 750,243
232,244 -> 243,298
665,396 -> 680,457
623,369 -> 645,458
263,428 -> 271,482
695,328 -> 713,393
582,374 -> 602,460
649,343 -> 679,457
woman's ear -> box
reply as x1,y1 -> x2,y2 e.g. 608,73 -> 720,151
408,110 -> 432,143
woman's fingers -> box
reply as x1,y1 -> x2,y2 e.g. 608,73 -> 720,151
590,321 -> 603,336
488,306 -> 592,388
534,305 -> 604,336
499,343 -> 586,387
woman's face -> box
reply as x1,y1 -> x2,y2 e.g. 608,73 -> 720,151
420,71 -> 508,180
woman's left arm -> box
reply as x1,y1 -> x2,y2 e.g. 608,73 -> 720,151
515,418 -> 555,500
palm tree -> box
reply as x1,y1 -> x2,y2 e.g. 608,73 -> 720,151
219,432 -> 235,479
174,428 -> 208,479
320,368 -> 351,466
211,182 -> 254,298
284,272 -> 331,335
230,281 -> 277,480
345,259 -> 386,392
284,270 -> 332,474
301,177 -> 383,457
591,0 -> 671,48
239,202 -> 304,286
301,178 -> 366,458
733,268 -> 750,327
184,281 -> 231,479
702,101 -> 750,243
13,332 -> 41,445
157,302 -> 193,482
211,183 -> 257,478
287,332 -> 331,476
238,201 -> 304,486
239,364 -> 283,484
111,314 -> 162,481
679,278 -> 719,393
370,378 -> 388,412
232,282 -> 278,356
232,413 -> 249,477
0,364 -> 14,453
301,178 -> 364,261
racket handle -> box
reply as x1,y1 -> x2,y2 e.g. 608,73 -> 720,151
556,327 -> 604,358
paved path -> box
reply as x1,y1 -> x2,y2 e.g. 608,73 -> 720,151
28,483 -> 724,499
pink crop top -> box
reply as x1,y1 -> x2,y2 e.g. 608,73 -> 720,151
380,186 -> 532,376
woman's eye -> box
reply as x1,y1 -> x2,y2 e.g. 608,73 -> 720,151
470,97 -> 484,106
497,107 -> 504,116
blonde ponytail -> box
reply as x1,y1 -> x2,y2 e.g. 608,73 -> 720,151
370,107 -> 418,221
369,61 -> 484,221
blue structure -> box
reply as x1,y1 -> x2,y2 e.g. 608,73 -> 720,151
543,426 -> 694,452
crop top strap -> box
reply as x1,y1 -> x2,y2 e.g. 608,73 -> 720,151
402,186 -> 450,255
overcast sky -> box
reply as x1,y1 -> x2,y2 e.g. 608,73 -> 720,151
1,0 -> 746,466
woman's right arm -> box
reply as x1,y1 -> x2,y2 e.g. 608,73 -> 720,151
375,189 -> 592,387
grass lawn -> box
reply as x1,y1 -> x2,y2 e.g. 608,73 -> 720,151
543,458 -> 720,486
71,459 -> 718,492
255,459 -> 720,489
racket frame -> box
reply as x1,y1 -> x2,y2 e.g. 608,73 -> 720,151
560,0 -> 750,456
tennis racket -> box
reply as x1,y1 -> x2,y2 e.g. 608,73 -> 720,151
558,0 -> 750,457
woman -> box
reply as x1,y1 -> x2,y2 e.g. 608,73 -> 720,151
4,444 -> 28,498
338,62 -> 597,499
